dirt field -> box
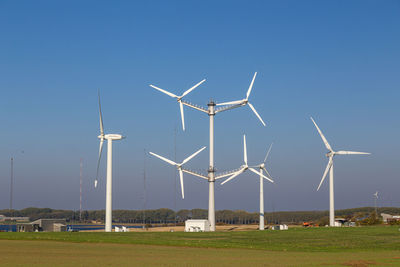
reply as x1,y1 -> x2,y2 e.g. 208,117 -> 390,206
1,240 -> 399,266
1,226 -> 399,266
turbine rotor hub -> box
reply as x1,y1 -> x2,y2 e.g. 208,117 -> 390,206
326,151 -> 334,157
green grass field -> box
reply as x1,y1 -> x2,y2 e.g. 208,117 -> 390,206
1,226 -> 399,266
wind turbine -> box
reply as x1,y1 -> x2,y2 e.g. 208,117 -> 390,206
149,146 -> 206,199
310,117 -> 370,227
373,191 -> 379,216
95,91 -> 124,232
216,72 -> 266,126
221,135 -> 274,230
150,79 -> 206,131
150,72 -> 266,231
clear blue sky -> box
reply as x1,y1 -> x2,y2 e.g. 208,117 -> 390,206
0,0 -> 399,212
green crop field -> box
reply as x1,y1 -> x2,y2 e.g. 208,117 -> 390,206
1,226 -> 400,266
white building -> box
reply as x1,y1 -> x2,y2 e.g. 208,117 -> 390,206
381,213 -> 400,223
185,220 -> 210,232
271,224 -> 288,230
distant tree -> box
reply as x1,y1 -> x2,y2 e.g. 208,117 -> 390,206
358,211 -> 382,225
316,216 -> 329,226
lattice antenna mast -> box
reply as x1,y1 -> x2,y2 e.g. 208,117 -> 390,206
10,157 -> 14,211
80,158 -> 83,222
143,149 -> 147,226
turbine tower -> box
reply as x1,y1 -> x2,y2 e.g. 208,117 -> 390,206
373,191 -> 378,215
221,135 -> 274,230
310,117 -> 370,227
150,72 -> 266,231
95,92 -> 124,232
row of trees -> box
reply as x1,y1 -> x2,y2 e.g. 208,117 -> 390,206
1,207 -> 399,225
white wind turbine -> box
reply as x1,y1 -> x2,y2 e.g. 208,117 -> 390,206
221,135 -> 274,230
373,191 -> 379,215
95,92 -> 124,232
311,117 -> 370,227
216,72 -> 266,126
150,79 -> 206,131
149,146 -> 206,199
150,72 -> 266,231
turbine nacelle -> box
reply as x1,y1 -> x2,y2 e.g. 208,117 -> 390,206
98,134 -> 124,140
326,151 -> 334,158
241,164 -> 249,170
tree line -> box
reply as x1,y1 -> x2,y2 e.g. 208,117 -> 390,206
1,206 -> 399,225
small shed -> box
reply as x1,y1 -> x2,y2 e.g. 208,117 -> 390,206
53,223 -> 67,232
27,219 -> 67,232
334,218 -> 349,227
271,224 -> 288,230
16,223 -> 37,232
185,220 -> 210,232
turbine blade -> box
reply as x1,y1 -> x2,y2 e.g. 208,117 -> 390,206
216,100 -> 244,106
95,138 -> 104,188
181,146 -> 206,165
335,151 -> 371,155
249,167 -> 274,183
179,101 -> 185,131
181,79 -> 206,98
149,152 -> 178,166
149,84 -> 178,98
248,103 -> 266,126
179,169 -> 184,199
243,135 -> 247,165
246,72 -> 257,100
310,117 -> 332,151
98,90 -> 104,136
263,167 -> 274,181
264,143 -> 273,163
317,157 -> 333,191
221,168 -> 245,185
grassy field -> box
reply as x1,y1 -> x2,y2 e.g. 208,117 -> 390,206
1,226 -> 399,266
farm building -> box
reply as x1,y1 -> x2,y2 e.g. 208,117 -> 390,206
17,219 -> 67,232
381,213 -> 400,223
185,219 -> 210,232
